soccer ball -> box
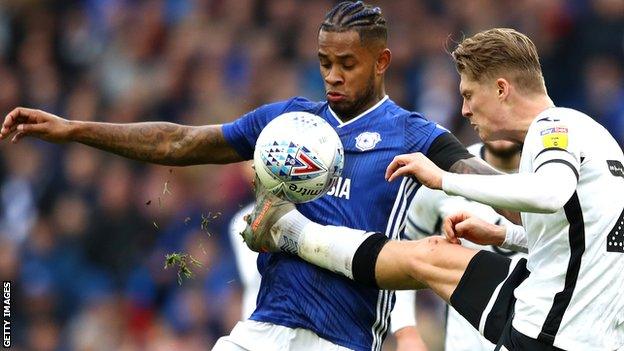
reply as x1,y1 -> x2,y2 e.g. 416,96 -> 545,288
253,111 -> 344,203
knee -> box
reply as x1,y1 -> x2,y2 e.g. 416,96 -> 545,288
404,236 -> 450,279
412,236 -> 448,259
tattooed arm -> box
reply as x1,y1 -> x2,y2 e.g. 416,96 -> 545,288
0,107 -> 243,165
449,158 -> 521,224
72,122 -> 242,165
387,154 -> 522,224
449,156 -> 501,176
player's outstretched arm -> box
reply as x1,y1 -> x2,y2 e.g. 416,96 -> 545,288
385,153 -> 502,187
0,107 -> 242,165
449,158 -> 522,224
386,153 -> 525,223
386,152 -> 577,214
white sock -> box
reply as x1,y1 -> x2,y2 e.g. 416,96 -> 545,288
274,211 -> 374,279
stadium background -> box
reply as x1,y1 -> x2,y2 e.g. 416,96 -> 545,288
0,0 -> 622,350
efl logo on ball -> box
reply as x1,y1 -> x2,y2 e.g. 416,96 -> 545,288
254,112 -> 344,203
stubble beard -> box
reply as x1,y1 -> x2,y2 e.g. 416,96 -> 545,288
484,142 -> 523,158
328,72 -> 378,122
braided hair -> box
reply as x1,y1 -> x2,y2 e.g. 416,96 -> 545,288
320,1 -> 387,45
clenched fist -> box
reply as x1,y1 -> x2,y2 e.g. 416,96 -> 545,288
443,211 -> 506,246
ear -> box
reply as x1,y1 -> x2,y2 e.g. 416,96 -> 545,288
496,78 -> 511,100
376,48 -> 392,75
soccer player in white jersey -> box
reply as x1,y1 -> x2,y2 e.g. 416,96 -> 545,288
243,28 -> 624,350
391,141 -> 523,351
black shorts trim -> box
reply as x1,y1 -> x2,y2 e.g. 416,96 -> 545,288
450,250 -> 530,345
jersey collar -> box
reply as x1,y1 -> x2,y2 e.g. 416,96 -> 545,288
328,95 -> 389,128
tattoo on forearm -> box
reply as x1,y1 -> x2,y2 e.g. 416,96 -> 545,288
449,157 -> 503,175
77,122 -> 242,165
449,157 -> 522,224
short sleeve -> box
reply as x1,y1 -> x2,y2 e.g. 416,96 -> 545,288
404,113 -> 449,155
221,99 -> 296,160
528,117 -> 581,180
425,132 -> 474,172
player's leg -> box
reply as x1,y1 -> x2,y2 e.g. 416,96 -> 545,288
241,185 -> 530,345
373,238 -> 531,346
240,182 -> 477,300
371,234 -> 532,345
245,210 -> 528,345
378,242 -> 560,349
371,236 -> 478,301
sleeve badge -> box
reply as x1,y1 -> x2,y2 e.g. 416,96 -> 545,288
540,127 -> 568,149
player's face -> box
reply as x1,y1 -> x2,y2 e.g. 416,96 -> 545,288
459,74 -> 505,141
318,30 -> 378,119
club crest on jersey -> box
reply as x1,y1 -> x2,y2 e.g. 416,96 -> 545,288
355,132 -> 381,151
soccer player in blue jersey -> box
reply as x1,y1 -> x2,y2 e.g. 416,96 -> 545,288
1,2 -> 504,350
243,28 -> 624,350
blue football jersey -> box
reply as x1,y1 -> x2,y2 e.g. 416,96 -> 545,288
222,96 -> 446,351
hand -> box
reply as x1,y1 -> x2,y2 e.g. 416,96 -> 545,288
443,212 -> 506,246
1,107 -> 73,144
385,152 -> 445,189
394,326 -> 428,351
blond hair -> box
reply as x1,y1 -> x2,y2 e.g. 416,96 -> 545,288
452,28 -> 546,94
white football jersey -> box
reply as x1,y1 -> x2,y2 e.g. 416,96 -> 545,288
513,107 -> 624,350
402,143 -> 523,351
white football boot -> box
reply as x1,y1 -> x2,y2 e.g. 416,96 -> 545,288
241,177 -> 298,253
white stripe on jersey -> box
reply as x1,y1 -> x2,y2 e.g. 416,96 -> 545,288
372,290 -> 390,351
372,177 -> 406,351
391,180 -> 418,239
383,177 -> 408,237
372,177 -> 418,351
394,181 -> 420,241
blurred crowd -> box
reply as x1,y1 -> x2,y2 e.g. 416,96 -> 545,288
0,0 -> 622,350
